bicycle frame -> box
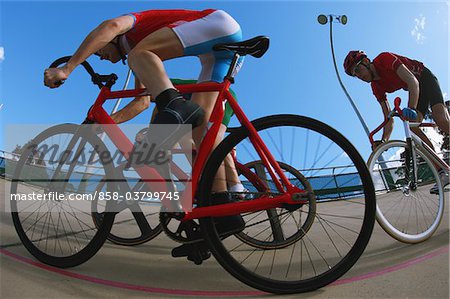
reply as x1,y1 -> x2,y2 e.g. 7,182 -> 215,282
86,78 -> 306,220
369,97 -> 449,177
407,123 -> 449,171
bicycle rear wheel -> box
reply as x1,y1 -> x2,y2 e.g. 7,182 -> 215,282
10,124 -> 115,268
367,140 -> 445,243
198,115 -> 375,293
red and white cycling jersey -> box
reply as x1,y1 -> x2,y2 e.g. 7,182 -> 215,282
371,52 -> 424,102
117,9 -> 243,83
123,9 -> 216,46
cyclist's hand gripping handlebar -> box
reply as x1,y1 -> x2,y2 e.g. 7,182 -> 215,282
45,56 -> 69,87
48,56 -> 117,89
394,97 -> 418,121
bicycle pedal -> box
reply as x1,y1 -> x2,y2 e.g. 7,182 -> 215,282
171,242 -> 211,265
188,249 -> 211,265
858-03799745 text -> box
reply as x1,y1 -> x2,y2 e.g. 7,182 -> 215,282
10,191 -> 180,202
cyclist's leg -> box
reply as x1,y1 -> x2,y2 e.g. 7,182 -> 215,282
194,110 -> 227,192
430,103 -> 449,186
179,10 -> 242,192
431,103 -> 450,134
409,112 -> 435,150
219,126 -> 245,193
127,27 -> 183,97
415,79 -> 448,190
225,151 -> 242,190
414,78 -> 436,150
127,28 -> 204,130
220,98 -> 245,192
416,66 -> 449,140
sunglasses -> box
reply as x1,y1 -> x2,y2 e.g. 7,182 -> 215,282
351,60 -> 364,77
94,41 -> 126,65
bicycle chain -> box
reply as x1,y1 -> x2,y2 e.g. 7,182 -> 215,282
159,191 -> 271,243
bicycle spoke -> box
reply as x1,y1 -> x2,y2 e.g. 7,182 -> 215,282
368,141 -> 444,243
199,115 -> 375,292
11,124 -> 113,264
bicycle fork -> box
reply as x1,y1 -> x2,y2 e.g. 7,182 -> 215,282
403,120 -> 418,191
48,126 -> 90,193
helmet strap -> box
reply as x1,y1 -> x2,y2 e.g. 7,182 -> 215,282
362,60 -> 375,81
110,40 -> 127,65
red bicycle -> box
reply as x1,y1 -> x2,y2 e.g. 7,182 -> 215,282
11,36 -> 375,293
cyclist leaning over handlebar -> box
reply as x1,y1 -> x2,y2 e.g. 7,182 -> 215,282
344,50 -> 449,190
43,8 -> 246,262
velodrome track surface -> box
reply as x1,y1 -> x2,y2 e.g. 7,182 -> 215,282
1,178 -> 448,298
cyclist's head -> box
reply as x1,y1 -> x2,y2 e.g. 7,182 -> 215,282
344,50 -> 368,75
94,37 -> 127,64
344,50 -> 374,82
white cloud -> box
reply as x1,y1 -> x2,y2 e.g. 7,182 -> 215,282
0,47 -> 4,62
423,127 -> 444,151
411,15 -> 426,44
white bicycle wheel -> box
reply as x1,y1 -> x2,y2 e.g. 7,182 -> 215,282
367,140 -> 445,243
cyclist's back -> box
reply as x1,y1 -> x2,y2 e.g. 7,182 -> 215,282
371,52 -> 424,102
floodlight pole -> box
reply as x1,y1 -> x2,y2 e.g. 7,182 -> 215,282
319,14 -> 370,136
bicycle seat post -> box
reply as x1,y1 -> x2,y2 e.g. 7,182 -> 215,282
224,53 -> 241,83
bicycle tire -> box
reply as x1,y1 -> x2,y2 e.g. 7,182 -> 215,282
198,114 -> 376,294
10,123 -> 115,268
367,140 -> 444,243
234,160 -> 316,249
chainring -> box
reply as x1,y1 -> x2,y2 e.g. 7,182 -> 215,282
159,212 -> 203,244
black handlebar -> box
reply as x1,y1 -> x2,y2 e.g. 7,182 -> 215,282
49,56 -> 118,89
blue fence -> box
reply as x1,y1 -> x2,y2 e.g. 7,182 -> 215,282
3,151 -> 364,200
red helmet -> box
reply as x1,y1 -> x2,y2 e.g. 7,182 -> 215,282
344,50 -> 367,76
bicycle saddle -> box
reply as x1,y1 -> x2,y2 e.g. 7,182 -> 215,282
213,36 -> 270,58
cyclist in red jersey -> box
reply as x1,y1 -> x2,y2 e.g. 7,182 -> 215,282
43,8 -> 246,262
344,50 -> 449,189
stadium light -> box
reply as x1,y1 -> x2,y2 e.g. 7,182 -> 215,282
318,14 -> 348,25
317,14 -> 370,136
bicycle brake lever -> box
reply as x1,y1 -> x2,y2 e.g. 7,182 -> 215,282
394,97 -> 403,115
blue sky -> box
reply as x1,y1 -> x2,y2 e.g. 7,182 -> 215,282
0,1 -> 448,160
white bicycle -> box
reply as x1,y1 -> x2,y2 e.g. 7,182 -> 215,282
367,97 -> 448,243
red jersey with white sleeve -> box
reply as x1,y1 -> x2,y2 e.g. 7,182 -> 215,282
124,9 -> 216,45
118,9 -> 243,83
371,52 -> 424,102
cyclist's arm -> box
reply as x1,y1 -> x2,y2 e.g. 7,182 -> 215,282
64,16 -> 134,75
396,64 -> 420,111
110,78 -> 150,124
380,100 -> 394,141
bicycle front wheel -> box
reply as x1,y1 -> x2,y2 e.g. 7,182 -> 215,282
10,124 -> 115,268
367,140 -> 445,243
198,114 -> 376,294
92,179 -> 163,246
